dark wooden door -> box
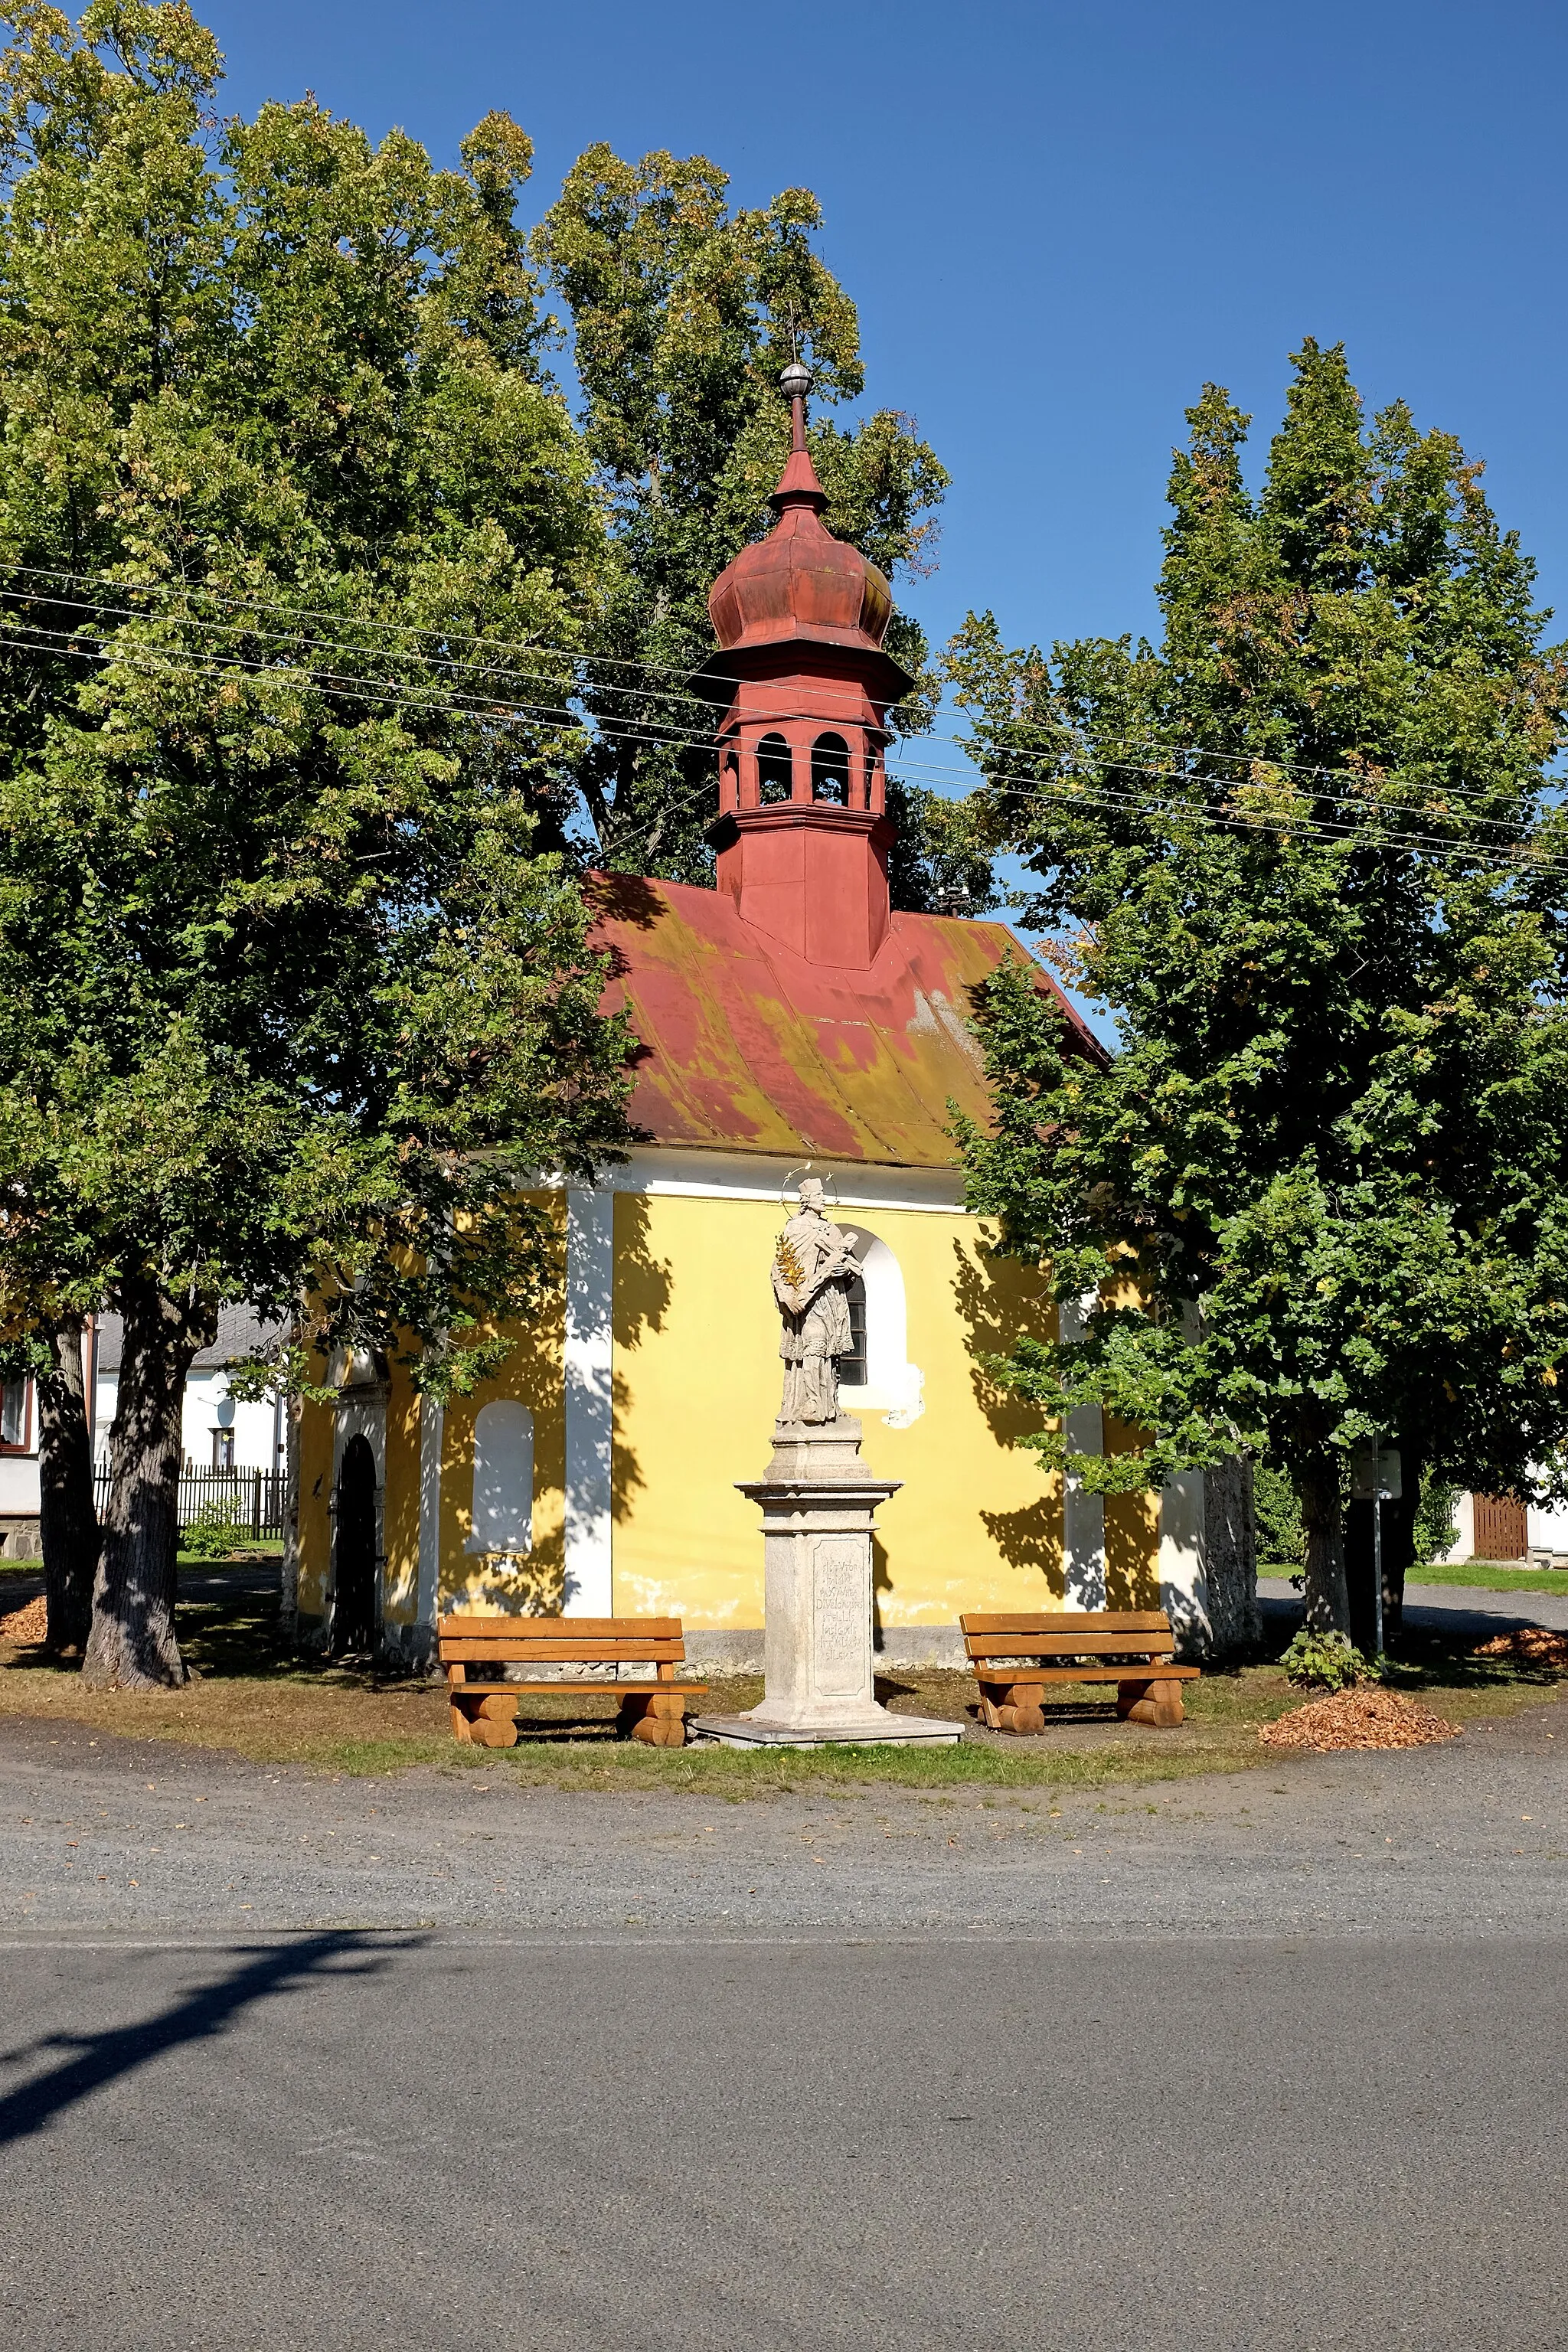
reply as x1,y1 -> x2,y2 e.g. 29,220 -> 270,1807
332,1433 -> 379,1653
1472,1493 -> 1529,1562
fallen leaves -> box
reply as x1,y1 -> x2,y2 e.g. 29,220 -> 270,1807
1259,1687 -> 1460,1752
0,1594 -> 47,1647
1472,1626 -> 1568,1674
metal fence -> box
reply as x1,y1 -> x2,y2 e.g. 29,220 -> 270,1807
92,1465 -> 286,1541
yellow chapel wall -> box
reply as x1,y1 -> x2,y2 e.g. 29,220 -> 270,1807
608,1188 -> 1157,1628
435,1197 -> 568,1616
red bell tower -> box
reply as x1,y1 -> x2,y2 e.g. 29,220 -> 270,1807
698,363 -> 916,969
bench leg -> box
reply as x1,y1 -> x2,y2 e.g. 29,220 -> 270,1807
1117,1676 -> 1185,1729
452,1693 -> 520,1748
621,1691 -> 688,1748
469,1717 -> 520,1747
982,1681 -> 1044,1736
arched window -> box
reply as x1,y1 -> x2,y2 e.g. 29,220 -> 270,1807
756,733 -> 793,804
811,732 -> 851,804
835,1228 -> 925,1426
838,1272 -> 868,1387
467,1397 -> 534,1555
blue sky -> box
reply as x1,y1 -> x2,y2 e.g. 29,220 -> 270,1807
207,0 -> 1566,1018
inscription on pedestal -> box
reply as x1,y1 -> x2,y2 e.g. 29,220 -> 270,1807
813,1537 -> 867,1697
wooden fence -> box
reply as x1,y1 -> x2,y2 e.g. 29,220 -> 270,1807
92,1465 -> 286,1541
1472,1492 -> 1529,1562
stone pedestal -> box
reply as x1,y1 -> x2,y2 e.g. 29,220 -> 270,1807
691,1417 -> 961,1748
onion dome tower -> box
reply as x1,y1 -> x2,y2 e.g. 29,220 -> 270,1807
697,362 -> 916,969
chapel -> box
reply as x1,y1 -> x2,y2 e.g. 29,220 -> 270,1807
292,369 -> 1210,1666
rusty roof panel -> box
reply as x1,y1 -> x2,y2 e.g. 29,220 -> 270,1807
593,874 -> 1102,1169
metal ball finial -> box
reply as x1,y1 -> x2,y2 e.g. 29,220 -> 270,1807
779,360 -> 812,402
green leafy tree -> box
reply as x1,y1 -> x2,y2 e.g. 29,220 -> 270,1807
950,341 -> 1568,1638
0,2 -> 631,1685
534,145 -> 951,885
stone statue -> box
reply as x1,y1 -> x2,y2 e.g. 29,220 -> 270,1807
772,1178 -> 861,1425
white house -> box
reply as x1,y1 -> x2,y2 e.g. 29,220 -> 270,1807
0,1305 -> 285,1558
1438,1485 -> 1568,1570
93,1305 -> 286,1475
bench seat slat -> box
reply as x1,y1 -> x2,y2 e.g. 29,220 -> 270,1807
975,1662 -> 1200,1686
966,1635 -> 1177,1661
442,1646 -> 686,1664
439,1615 -> 681,1638
962,1610 -> 1174,1635
451,1679 -> 707,1697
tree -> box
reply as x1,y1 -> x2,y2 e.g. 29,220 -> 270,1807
534,144 -> 952,885
949,340 -> 1568,1638
0,2 -> 632,1684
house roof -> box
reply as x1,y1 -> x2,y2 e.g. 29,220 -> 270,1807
593,872 -> 1102,1169
93,1303 -> 282,1375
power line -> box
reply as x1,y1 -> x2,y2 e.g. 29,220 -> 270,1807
0,609 -> 1564,880
0,557 -> 1555,818
1,597 -> 1553,855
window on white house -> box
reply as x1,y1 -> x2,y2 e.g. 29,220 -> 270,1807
468,1398 -> 534,1554
1,1377 -> 27,1449
212,1428 -> 236,1472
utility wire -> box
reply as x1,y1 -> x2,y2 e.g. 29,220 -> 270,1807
1,611 -> 1564,878
0,598 -> 1553,853
0,557 -> 1556,818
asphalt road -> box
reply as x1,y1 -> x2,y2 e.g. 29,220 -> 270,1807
4,1588 -> 1567,2352
3,1927 -> 1565,2351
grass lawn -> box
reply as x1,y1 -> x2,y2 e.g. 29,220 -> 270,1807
1406,1560 -> 1568,1596
2,1563 -> 1562,1792
1262,1557 -> 1568,1597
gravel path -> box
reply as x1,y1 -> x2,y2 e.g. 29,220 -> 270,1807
3,1691 -> 1566,1942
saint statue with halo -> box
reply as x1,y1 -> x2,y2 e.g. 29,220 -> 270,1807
772,1177 -> 861,1424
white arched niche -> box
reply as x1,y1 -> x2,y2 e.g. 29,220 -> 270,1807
838,1227 -> 924,1428
466,1398 -> 534,1556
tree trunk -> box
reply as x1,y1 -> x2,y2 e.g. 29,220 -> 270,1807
34,1318 -> 99,1655
1297,1452 -> 1350,1634
1346,1438 -> 1423,1655
280,1387 -> 301,1648
81,1279 -> 204,1690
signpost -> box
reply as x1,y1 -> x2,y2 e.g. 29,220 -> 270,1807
1352,1445 -> 1403,1656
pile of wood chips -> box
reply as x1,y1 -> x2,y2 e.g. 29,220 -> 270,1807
1260,1686 -> 1460,1752
1473,1625 -> 1568,1674
0,1592 -> 48,1648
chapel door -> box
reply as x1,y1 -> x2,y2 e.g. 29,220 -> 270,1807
332,1434 -> 379,1654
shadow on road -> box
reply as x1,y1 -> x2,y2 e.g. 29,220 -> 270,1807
0,1930 -> 420,2147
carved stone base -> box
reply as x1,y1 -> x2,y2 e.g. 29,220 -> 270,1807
690,1416 -> 961,1750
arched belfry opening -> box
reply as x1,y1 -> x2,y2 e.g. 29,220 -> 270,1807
811,733 -> 851,805
696,361 -> 915,969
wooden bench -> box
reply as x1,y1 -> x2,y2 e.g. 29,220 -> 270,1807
962,1610 -> 1200,1732
439,1615 -> 707,1749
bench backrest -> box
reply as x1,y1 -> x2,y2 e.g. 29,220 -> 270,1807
438,1614 -> 687,1668
961,1609 -> 1175,1662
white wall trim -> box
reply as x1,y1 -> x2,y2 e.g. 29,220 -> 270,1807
564,1185 -> 614,1614
1059,1292 -> 1106,1609
1158,1468 -> 1212,1652
606,1145 -> 966,1215
416,1388 -> 443,1632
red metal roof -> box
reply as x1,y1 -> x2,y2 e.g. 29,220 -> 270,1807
593,872 -> 1102,1169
